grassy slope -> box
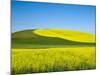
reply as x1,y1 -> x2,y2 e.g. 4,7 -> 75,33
12,29 -> 95,48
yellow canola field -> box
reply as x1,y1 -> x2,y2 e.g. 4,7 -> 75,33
34,29 -> 95,43
12,47 -> 96,74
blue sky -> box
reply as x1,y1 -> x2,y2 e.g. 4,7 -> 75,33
12,0 -> 96,34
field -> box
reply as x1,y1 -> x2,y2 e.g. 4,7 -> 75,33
11,29 -> 96,75
34,29 -> 95,43
12,47 -> 96,74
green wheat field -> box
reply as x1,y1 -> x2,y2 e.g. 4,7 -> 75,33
11,29 -> 96,75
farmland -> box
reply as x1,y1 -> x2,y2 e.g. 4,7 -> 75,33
12,47 -> 96,74
11,29 -> 96,75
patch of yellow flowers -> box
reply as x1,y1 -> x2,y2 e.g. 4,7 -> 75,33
34,29 -> 95,43
12,47 -> 96,74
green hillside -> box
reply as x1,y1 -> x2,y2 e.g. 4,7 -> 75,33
12,29 -> 95,48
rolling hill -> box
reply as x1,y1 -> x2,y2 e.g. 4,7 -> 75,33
12,29 -> 95,48
34,29 -> 95,43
